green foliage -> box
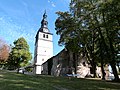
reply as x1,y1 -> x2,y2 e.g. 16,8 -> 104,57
8,37 -> 32,70
55,0 -> 120,80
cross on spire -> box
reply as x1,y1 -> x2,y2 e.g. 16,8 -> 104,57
43,10 -> 47,19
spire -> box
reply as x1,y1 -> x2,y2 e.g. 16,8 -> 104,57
39,10 -> 50,33
43,10 -> 47,20
41,10 -> 48,27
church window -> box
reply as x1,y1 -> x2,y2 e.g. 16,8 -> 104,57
42,59 -> 44,61
43,34 -> 45,38
46,35 -> 48,38
44,22 -> 47,25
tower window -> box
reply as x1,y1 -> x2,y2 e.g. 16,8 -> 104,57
42,59 -> 44,61
46,35 -> 48,38
43,34 -> 45,38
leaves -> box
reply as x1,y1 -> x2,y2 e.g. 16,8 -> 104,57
8,37 -> 32,69
55,0 -> 120,80
0,39 -> 10,63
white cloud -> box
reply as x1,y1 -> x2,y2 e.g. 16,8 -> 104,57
48,0 -> 50,3
48,0 -> 56,7
64,0 -> 71,3
60,0 -> 71,4
51,3 -> 56,7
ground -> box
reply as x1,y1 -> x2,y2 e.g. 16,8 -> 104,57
0,70 -> 120,90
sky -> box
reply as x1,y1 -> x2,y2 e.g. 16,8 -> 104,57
0,0 -> 70,61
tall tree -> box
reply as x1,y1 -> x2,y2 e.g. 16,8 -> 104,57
55,0 -> 120,81
8,37 -> 32,72
98,0 -> 120,81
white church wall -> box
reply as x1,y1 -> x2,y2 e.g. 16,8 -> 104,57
38,32 -> 53,41
34,12 -> 53,74
37,40 -> 53,48
36,55 -> 49,64
36,65 -> 42,74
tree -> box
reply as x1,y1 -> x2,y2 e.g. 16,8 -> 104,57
0,39 -> 10,69
55,0 -> 99,77
0,39 -> 10,64
55,0 -> 120,81
8,37 -> 32,72
97,0 -> 120,81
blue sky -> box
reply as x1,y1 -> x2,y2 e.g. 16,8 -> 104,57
0,0 -> 70,60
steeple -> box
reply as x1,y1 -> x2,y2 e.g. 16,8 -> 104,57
34,11 -> 53,74
39,11 -> 49,33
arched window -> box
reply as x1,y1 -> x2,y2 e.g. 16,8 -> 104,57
42,59 -> 44,61
46,35 -> 48,38
43,34 -> 45,38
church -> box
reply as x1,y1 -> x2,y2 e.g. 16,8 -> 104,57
33,12 -> 104,78
33,12 -> 93,77
33,12 -> 53,74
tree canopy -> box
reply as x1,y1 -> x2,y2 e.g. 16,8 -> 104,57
55,0 -> 120,81
8,37 -> 32,71
0,39 -> 10,64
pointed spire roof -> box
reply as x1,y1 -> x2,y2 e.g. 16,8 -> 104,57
35,11 -> 53,44
39,11 -> 50,33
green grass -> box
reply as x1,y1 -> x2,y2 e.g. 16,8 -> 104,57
0,70 -> 120,90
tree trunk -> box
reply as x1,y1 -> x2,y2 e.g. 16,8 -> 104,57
99,38 -> 106,80
101,61 -> 105,80
90,59 -> 96,78
73,53 -> 77,74
17,60 -> 20,74
110,61 -> 119,81
109,39 -> 119,81
17,67 -> 19,73
69,51 -> 73,67
102,11 -> 119,81
93,60 -> 96,78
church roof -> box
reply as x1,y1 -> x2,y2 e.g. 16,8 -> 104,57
35,11 -> 53,44
39,11 -> 50,33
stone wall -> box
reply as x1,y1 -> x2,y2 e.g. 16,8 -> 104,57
76,57 -> 91,78
51,49 -> 69,76
42,56 -> 53,75
42,49 -> 92,78
42,61 -> 48,74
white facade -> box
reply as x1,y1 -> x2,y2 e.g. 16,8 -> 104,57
34,12 -> 53,74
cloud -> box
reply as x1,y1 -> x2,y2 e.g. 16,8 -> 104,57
51,3 -> 56,7
48,0 -> 50,3
64,0 -> 71,3
48,0 -> 56,7
60,0 -> 71,5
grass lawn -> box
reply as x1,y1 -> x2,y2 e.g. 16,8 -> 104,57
0,70 -> 120,90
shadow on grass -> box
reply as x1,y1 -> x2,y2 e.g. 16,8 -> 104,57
0,70 -> 120,90
0,70 -> 54,90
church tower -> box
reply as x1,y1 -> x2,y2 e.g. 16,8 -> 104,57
34,12 -> 53,74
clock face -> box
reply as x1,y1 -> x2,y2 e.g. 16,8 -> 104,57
43,28 -> 48,32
